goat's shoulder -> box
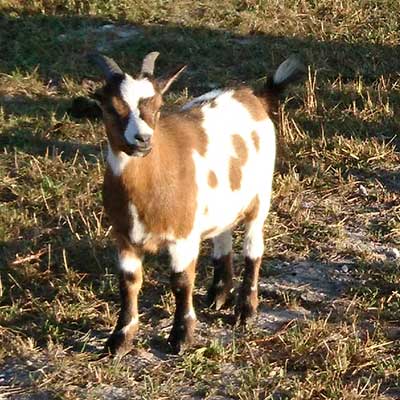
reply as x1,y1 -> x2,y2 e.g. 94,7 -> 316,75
158,108 -> 208,157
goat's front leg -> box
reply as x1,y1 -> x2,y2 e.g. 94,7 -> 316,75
105,237 -> 143,356
168,240 -> 199,353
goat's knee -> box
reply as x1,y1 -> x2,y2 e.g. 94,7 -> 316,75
208,231 -> 234,309
236,225 -> 264,325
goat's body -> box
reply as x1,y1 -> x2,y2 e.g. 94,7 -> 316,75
188,88 -> 275,243
92,53 -> 304,355
104,87 -> 275,259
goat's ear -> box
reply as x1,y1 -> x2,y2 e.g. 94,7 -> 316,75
157,65 -> 187,95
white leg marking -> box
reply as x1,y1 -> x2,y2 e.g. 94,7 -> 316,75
184,308 -> 197,320
243,223 -> 265,260
212,230 -> 232,258
169,237 -> 200,273
121,316 -> 139,334
119,254 -> 142,274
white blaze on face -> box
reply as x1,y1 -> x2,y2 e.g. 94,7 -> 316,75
119,74 -> 156,144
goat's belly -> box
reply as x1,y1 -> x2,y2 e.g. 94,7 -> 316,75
199,194 -> 254,239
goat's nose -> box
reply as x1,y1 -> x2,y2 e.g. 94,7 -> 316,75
136,134 -> 151,144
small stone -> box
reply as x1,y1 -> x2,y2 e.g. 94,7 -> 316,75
302,201 -> 315,209
100,24 -> 115,31
386,326 -> 400,340
386,247 -> 400,259
300,291 -> 325,303
358,184 -> 368,197
341,265 -> 349,273
116,27 -> 140,39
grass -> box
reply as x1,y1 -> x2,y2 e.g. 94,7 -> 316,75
1,0 -> 400,399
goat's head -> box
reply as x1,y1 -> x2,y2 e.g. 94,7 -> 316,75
90,52 -> 186,157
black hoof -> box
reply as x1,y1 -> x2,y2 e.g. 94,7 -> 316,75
167,320 -> 195,354
104,331 -> 133,357
234,297 -> 258,326
207,284 -> 234,310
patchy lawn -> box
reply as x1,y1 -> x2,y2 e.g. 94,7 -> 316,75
0,1 -> 399,399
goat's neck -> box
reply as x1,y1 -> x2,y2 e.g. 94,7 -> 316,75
116,130 -> 162,188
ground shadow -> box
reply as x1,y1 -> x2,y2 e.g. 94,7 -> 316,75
1,9 -> 399,118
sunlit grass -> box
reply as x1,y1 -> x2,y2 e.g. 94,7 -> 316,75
1,0 -> 399,398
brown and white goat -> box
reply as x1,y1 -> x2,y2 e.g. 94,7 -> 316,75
90,52 -> 303,355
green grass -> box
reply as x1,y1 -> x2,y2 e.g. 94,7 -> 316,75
1,1 -> 400,399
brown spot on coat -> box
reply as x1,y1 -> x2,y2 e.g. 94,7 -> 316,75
232,135 -> 248,164
244,195 -> 260,223
251,131 -> 260,151
232,88 -> 269,121
229,134 -> 248,191
208,170 -> 218,187
229,157 -> 242,191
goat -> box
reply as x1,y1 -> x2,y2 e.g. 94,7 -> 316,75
90,52 -> 304,355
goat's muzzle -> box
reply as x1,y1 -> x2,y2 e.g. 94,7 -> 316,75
124,134 -> 152,157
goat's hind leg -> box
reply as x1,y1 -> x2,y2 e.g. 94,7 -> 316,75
207,230 -> 234,310
105,236 -> 143,356
235,206 -> 267,325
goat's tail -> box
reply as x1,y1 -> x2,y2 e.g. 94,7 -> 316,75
256,55 -> 305,117
264,55 -> 305,95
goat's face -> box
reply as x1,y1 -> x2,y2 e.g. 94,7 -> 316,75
91,52 -> 186,157
99,74 -> 162,157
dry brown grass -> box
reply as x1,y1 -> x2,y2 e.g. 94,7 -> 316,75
0,1 -> 399,399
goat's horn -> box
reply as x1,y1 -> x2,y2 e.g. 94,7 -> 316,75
89,53 -> 124,80
140,51 -> 160,77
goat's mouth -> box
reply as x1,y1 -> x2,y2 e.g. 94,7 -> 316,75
124,143 -> 152,157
